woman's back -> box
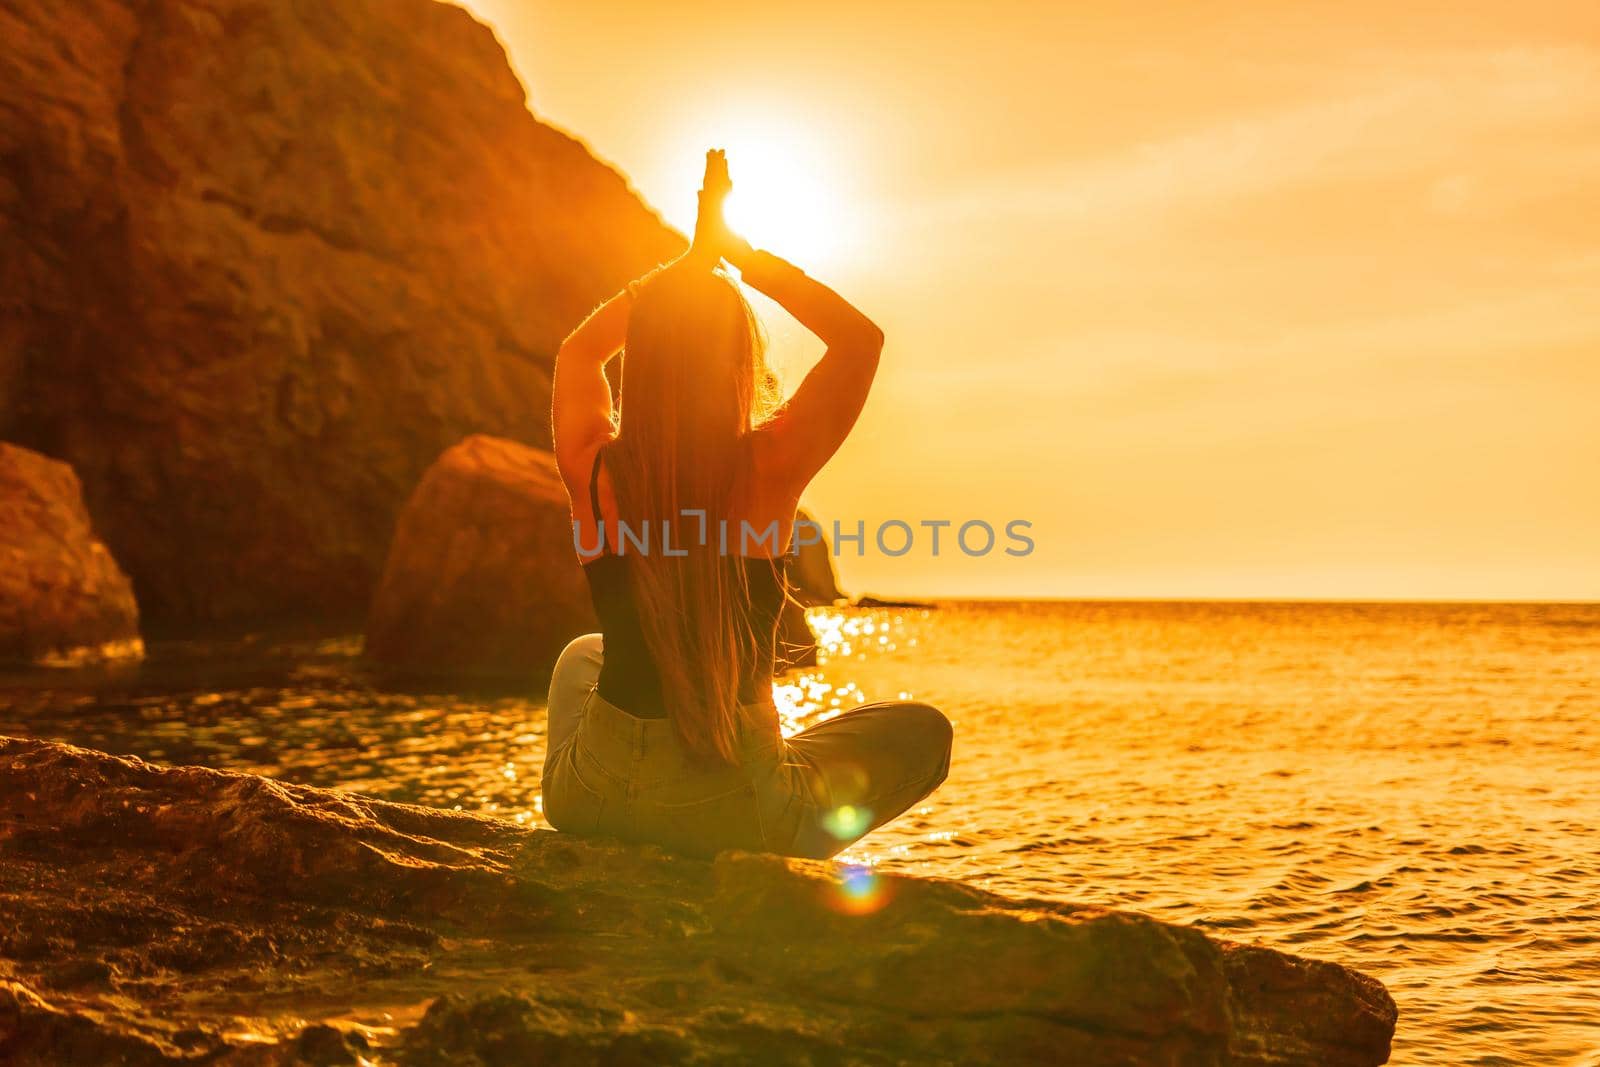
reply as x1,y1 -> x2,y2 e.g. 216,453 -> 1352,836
581,447 -> 788,718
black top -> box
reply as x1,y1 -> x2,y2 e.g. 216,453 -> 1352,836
581,448 -> 787,717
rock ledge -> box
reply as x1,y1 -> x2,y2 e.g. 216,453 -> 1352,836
0,736 -> 1396,1065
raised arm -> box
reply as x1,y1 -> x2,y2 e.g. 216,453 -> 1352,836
552,153 -> 733,491
746,247 -> 883,486
732,242 -> 884,494
688,149 -> 884,492
551,289 -> 629,488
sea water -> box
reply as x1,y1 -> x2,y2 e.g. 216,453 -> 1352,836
3,600 -> 1596,1064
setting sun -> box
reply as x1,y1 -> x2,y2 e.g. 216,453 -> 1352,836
648,112 -> 857,271
9,0 -> 1600,1064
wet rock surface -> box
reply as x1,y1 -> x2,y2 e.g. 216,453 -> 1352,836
0,444 -> 143,667
0,736 -> 1396,1065
0,0 -> 680,626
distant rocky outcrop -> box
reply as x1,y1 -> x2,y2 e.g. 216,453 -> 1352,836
854,594 -> 935,609
789,508 -> 844,605
0,0 -> 681,626
365,435 -> 594,677
0,736 -> 1397,1065
0,445 -> 142,667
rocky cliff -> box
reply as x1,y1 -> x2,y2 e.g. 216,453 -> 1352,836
0,0 -> 681,625
0,736 -> 1397,1065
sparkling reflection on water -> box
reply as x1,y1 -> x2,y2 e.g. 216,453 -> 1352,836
3,600 -> 1598,1065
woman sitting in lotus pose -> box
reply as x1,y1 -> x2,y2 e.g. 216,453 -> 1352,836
543,149 -> 950,859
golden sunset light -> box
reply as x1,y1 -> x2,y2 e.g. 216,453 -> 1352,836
651,112 -> 858,270
5,1 -> 1598,1064
465,0 -> 1600,602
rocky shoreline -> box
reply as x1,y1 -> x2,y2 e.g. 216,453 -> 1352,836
0,736 -> 1396,1065
1,2 -> 1399,1061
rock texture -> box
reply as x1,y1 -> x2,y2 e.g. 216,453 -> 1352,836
0,736 -> 1397,1065
365,434 -> 594,677
0,444 -> 142,666
790,508 -> 845,605
0,0 -> 681,626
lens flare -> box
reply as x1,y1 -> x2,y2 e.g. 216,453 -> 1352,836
821,803 -> 873,841
829,862 -> 891,916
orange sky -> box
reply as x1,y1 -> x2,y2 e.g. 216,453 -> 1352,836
460,0 -> 1599,600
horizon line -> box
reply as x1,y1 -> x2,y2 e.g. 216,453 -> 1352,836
847,594 -> 1600,607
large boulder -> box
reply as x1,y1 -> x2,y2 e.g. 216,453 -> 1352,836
0,444 -> 142,667
0,0 -> 681,626
365,435 -> 592,677
367,434 -> 826,679
0,736 -> 1398,1065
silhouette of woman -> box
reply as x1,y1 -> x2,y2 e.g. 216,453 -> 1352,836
543,149 -> 950,858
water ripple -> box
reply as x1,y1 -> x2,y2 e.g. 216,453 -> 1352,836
3,601 -> 1599,1063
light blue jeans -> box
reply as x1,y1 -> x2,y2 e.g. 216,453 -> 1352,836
541,634 -> 951,859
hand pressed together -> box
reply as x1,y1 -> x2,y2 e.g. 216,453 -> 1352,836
689,148 -> 754,269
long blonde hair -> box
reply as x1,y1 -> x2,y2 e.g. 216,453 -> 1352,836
605,265 -> 781,764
